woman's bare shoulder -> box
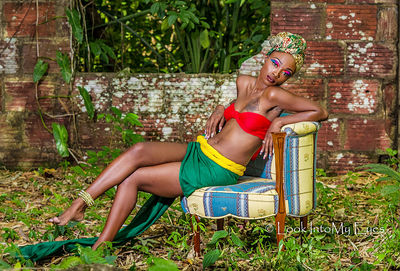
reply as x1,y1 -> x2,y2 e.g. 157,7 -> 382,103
262,86 -> 287,100
236,75 -> 255,87
236,75 -> 256,96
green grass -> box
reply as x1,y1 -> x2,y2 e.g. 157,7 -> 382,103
0,168 -> 399,270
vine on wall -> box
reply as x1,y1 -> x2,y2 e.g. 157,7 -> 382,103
33,0 -> 143,170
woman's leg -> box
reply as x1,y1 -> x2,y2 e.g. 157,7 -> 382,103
92,161 -> 183,249
50,142 -> 188,225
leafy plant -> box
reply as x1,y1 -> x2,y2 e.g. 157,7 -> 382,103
50,243 -> 116,269
78,0 -> 270,73
2,228 -> 19,241
358,163 -> 400,207
56,51 -> 72,84
89,40 -> 117,66
33,60 -> 48,83
98,106 -> 144,147
147,256 -> 179,271
202,229 -> 248,269
78,86 -> 95,120
66,8 -> 83,44
203,248 -> 221,269
52,123 -> 70,158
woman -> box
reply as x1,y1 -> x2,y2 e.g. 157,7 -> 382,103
22,32 -> 328,259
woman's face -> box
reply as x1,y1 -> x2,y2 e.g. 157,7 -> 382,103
260,51 -> 296,86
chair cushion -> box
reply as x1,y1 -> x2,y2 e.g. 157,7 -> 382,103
181,176 -> 281,219
181,122 -> 320,219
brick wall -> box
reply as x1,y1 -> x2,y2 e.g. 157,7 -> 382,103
271,0 -> 398,174
0,0 -> 398,175
0,0 -> 69,168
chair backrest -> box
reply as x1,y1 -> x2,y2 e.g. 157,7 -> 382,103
237,43 -> 321,216
244,121 -> 320,217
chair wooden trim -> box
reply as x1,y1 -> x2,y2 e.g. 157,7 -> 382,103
189,132 -> 294,255
273,132 -> 287,248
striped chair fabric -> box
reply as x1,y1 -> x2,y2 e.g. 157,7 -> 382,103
180,121 -> 320,219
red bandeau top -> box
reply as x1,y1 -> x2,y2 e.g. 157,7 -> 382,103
223,103 -> 272,160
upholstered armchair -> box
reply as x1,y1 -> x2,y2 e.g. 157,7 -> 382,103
180,121 -> 320,255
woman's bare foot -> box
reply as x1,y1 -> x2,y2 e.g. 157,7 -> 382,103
49,198 -> 86,226
92,239 -> 105,250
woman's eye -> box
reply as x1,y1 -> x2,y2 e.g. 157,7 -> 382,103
284,71 -> 292,77
271,59 -> 279,67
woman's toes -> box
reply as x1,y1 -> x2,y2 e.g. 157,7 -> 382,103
49,216 -> 61,224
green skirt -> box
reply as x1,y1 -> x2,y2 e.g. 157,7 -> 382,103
179,141 -> 240,197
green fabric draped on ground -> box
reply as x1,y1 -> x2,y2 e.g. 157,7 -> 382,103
19,195 -> 175,262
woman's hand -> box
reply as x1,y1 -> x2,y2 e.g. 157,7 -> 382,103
260,119 -> 282,159
205,105 -> 225,139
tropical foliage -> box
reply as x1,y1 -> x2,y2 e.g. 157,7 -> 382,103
76,0 -> 270,73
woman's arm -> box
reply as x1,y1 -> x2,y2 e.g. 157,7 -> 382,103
267,86 -> 329,125
204,99 -> 237,139
261,86 -> 329,158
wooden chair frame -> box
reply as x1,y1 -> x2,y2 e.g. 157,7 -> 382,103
189,132 -> 310,255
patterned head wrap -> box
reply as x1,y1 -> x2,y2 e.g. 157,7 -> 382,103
239,32 -> 307,77
261,32 -> 307,73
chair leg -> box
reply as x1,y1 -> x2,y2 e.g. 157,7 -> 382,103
300,216 -> 308,244
216,218 -> 224,231
189,215 -> 201,256
275,213 -> 286,250
272,132 -> 287,251
300,216 -> 308,230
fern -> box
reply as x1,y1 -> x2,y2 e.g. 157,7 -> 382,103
76,245 -> 115,265
358,163 -> 400,206
357,164 -> 400,182
55,256 -> 83,269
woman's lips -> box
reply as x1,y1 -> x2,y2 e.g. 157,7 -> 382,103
267,75 -> 275,84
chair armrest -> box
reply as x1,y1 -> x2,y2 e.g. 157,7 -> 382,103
281,121 -> 320,136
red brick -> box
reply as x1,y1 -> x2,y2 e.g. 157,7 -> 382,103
296,0 -> 345,2
347,0 -> 397,3
381,84 -> 397,139
24,114 -> 56,147
326,152 -> 377,175
0,79 -> 2,112
377,7 -> 398,42
344,119 -> 391,151
328,79 -> 379,114
302,41 -> 345,76
271,3 -> 324,40
78,119 -> 114,150
139,116 -> 182,142
52,81 -> 71,115
0,39 -> 18,74
22,39 -> 70,74
0,112 -> 61,168
326,5 -> 377,40
346,42 -> 396,78
5,78 -> 56,112
4,2 -> 56,38
0,113 -> 25,149
382,84 -> 396,116
318,118 -> 341,151
281,78 -> 324,101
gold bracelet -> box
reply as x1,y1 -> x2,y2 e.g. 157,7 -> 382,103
78,190 -> 94,207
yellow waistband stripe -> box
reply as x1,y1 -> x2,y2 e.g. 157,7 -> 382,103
197,135 -> 246,176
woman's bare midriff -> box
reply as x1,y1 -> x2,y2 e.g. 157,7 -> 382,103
206,119 -> 262,166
